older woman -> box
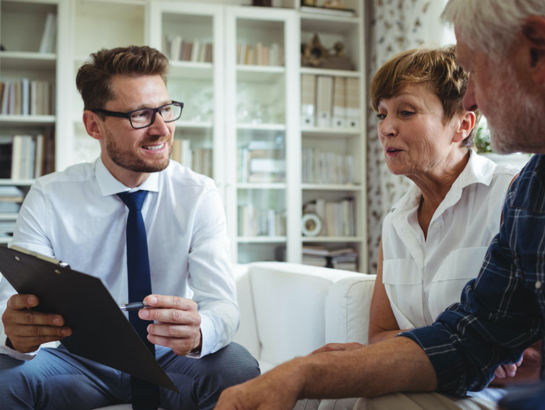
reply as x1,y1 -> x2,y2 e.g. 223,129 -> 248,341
303,46 -> 541,410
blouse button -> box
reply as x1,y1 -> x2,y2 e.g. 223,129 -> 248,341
536,281 -> 543,290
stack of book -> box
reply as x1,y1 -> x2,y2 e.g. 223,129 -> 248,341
0,80 -> 55,116
240,141 -> 285,183
237,42 -> 284,66
301,75 -> 359,128
238,203 -> 286,237
0,132 -> 55,180
0,186 -> 24,239
302,148 -> 355,185
304,198 -> 356,237
171,139 -> 213,177
162,36 -> 213,63
302,246 -> 358,271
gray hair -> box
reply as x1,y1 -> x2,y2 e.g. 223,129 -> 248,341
441,0 -> 545,59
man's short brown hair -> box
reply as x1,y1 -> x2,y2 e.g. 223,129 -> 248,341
76,45 -> 169,112
370,46 -> 481,147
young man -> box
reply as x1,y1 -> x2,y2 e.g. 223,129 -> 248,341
0,46 -> 259,410
214,1 -> 545,409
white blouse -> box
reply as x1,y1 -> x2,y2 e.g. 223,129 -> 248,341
382,151 -> 519,330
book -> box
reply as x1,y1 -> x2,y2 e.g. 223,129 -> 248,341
39,13 -> 57,54
22,79 -> 29,116
332,77 -> 347,128
300,6 -> 356,17
346,78 -> 360,128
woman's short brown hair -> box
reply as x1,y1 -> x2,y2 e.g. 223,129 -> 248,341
370,46 -> 481,147
76,45 -> 169,112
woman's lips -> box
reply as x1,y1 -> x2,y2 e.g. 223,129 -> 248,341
385,147 -> 402,157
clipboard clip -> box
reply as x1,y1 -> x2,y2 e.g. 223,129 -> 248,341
10,245 -> 71,270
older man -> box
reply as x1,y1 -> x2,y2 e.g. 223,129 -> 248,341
214,1 -> 545,409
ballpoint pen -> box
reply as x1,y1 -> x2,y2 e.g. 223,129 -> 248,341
119,301 -> 150,312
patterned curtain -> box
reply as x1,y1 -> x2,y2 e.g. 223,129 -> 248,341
366,0 -> 451,273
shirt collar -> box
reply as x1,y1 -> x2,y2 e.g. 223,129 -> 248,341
94,156 -> 160,197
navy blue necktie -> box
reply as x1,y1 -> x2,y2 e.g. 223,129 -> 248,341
118,191 -> 160,410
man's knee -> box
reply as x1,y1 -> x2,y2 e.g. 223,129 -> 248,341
203,342 -> 260,387
0,354 -> 38,409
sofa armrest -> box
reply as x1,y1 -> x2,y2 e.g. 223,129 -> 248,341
325,275 -> 377,345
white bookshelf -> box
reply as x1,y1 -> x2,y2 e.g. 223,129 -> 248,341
1,0 -> 367,270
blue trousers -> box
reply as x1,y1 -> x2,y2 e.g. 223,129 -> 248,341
0,342 -> 260,410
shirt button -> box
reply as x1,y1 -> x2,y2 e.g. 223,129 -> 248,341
536,281 -> 543,290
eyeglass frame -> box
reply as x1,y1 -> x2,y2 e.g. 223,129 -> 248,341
90,101 -> 184,129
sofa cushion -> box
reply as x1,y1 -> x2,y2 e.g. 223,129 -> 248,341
249,262 -> 363,366
325,275 -> 377,345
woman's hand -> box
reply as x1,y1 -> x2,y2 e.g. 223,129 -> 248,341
494,359 -> 523,380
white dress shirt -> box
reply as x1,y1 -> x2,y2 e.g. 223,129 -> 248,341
0,157 -> 238,361
382,150 -> 519,330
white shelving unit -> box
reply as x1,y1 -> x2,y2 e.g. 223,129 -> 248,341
0,0 -> 367,270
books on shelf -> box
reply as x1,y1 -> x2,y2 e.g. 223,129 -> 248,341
302,148 -> 355,185
39,13 -> 57,54
301,75 -> 360,129
304,198 -> 356,237
171,139 -> 213,178
237,42 -> 284,67
0,186 -> 24,204
240,141 -> 285,183
1,132 -> 54,180
238,203 -> 286,237
0,80 -> 55,116
302,246 -> 358,271
300,5 -> 356,18
162,35 -> 213,63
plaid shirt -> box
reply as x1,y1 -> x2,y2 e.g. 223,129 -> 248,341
401,154 -> 545,397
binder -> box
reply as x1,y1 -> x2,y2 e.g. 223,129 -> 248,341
345,78 -> 360,128
317,76 -> 333,128
332,77 -> 347,128
0,245 -> 178,392
301,74 -> 316,127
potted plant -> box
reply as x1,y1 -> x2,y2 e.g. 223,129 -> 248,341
474,120 -> 531,168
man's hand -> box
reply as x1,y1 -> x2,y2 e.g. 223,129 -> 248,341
310,342 -> 364,355
216,359 -> 305,410
140,294 -> 202,356
1,294 -> 72,353
490,342 -> 542,386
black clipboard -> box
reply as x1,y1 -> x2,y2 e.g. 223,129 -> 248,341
0,245 -> 178,392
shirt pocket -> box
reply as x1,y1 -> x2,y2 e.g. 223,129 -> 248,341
428,247 -> 488,321
382,259 -> 424,329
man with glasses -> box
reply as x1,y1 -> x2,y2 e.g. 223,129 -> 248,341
0,46 -> 259,410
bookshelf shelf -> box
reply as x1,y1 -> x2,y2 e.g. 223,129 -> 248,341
0,213 -> 18,221
0,115 -> 56,126
300,15 -> 360,34
236,65 -> 285,83
0,179 -> 35,186
169,61 -> 213,80
299,67 -> 360,78
237,236 -> 287,243
0,237 -> 11,245
302,237 -> 363,243
237,183 -> 287,190
175,120 -> 213,129
301,127 -> 362,138
0,51 -> 56,70
237,123 -> 286,131
302,184 -> 362,191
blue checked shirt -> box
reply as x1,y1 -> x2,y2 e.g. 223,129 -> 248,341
401,154 -> 545,397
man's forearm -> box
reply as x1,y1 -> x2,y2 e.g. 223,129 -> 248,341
296,336 -> 438,399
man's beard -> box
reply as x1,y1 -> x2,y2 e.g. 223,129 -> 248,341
487,64 -> 543,155
105,131 -> 172,173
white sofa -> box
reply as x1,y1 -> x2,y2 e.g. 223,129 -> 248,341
91,262 -> 377,410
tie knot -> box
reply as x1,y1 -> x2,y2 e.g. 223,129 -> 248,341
117,190 -> 148,212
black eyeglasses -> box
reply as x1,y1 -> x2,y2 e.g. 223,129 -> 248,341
91,101 -> 184,129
